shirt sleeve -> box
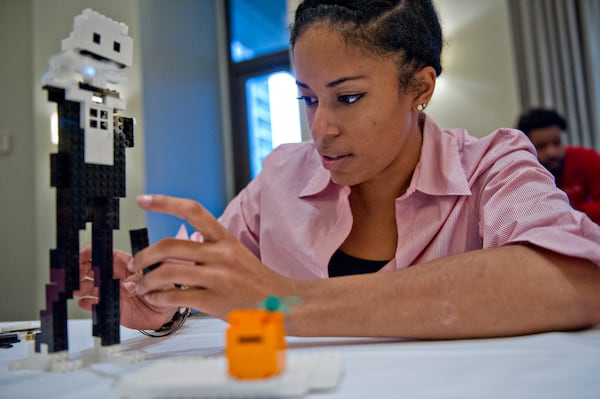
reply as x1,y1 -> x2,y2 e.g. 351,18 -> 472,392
476,131 -> 600,266
577,148 -> 600,224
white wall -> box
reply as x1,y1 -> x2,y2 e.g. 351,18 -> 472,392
430,0 -> 520,136
0,0 -> 36,322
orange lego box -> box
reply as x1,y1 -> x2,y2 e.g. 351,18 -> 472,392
226,309 -> 286,379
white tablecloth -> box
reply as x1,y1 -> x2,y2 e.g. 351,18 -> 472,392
1,317 -> 599,398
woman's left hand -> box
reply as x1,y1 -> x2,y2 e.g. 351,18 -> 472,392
124,194 -> 294,319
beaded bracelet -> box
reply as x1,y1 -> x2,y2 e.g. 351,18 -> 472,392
139,306 -> 191,337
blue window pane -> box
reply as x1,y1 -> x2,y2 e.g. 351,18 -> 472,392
229,0 -> 289,62
246,71 -> 302,178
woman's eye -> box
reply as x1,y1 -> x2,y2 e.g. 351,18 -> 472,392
297,95 -> 318,106
339,93 -> 364,104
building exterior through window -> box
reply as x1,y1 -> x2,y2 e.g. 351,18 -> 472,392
228,0 -> 302,187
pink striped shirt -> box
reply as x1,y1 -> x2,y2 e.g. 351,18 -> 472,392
219,116 -> 600,279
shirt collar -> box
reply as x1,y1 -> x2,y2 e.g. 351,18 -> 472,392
299,115 -> 472,198
299,161 -> 332,198
411,115 -> 472,196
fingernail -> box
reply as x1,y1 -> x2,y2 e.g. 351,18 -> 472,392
136,194 -> 153,207
123,281 -> 137,295
127,259 -> 135,272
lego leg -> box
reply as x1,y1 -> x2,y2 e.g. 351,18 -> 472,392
37,268 -> 69,353
90,200 -> 120,346
35,188 -> 81,354
82,200 -> 146,365
12,262 -> 82,371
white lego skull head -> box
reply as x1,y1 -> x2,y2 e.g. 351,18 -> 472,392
61,8 -> 133,68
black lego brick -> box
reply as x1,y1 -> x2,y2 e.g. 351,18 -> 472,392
130,228 -> 150,256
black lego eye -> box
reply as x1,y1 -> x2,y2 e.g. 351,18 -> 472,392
114,41 -> 121,52
93,32 -> 101,44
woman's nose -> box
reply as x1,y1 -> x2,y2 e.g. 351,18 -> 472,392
309,105 -> 339,140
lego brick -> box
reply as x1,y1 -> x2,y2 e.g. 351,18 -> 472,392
114,352 -> 344,398
0,333 -> 20,348
130,228 -> 150,256
129,227 -> 161,272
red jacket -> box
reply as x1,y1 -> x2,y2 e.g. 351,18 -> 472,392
556,146 -> 600,225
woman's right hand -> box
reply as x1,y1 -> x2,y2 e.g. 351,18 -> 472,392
75,244 -> 177,330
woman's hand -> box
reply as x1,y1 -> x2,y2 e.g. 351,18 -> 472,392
75,244 -> 176,330
124,194 -> 294,320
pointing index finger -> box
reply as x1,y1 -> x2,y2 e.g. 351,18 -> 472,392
136,194 -> 227,242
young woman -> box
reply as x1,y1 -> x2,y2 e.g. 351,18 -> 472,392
78,0 -> 600,339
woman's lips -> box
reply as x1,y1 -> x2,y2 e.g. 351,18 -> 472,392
321,153 -> 351,169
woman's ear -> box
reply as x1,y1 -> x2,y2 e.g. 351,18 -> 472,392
412,66 -> 436,112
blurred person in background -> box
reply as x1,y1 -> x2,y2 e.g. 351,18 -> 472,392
517,108 -> 600,225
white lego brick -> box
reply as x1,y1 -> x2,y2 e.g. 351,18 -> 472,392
62,8 -> 133,67
105,94 -> 126,110
84,128 -> 114,165
78,102 -> 114,165
9,343 -> 83,372
44,50 -> 128,91
114,352 -> 343,399
82,337 -> 147,366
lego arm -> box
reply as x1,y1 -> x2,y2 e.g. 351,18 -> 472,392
125,195 -> 600,339
43,49 -> 127,89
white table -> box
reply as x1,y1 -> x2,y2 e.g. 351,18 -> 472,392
1,316 -> 599,398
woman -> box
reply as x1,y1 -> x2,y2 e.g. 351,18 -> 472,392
78,0 -> 600,339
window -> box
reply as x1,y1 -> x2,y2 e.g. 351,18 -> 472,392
226,0 -> 303,193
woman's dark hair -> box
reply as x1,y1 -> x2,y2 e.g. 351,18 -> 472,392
290,0 -> 443,88
516,109 -> 567,136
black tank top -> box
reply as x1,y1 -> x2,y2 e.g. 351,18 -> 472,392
328,249 -> 390,277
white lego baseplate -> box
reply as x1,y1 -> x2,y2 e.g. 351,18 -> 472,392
114,351 -> 343,398
9,338 -> 146,372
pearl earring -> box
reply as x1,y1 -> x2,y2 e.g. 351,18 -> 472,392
416,103 -> 427,111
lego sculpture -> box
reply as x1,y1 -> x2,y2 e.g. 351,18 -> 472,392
13,9 -> 141,371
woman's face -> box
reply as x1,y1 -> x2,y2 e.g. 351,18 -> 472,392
293,26 -> 424,189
